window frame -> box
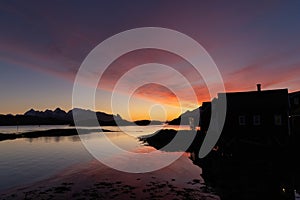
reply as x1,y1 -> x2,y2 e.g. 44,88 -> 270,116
294,97 -> 299,105
274,114 -> 282,126
253,115 -> 261,126
238,115 -> 246,126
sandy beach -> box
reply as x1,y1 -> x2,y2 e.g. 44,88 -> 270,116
0,151 -> 219,200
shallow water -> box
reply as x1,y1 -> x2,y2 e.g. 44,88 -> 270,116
0,125 -> 191,191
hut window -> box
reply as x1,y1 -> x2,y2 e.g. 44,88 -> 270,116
238,115 -> 246,125
294,97 -> 299,105
274,115 -> 282,125
253,115 -> 261,126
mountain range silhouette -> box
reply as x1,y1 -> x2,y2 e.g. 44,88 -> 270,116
0,108 -> 131,126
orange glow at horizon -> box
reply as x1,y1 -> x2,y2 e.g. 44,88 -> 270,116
128,86 -> 180,121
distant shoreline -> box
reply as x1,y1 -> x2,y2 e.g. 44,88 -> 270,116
0,128 -> 113,142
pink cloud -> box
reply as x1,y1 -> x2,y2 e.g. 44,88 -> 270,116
1,0 -> 300,114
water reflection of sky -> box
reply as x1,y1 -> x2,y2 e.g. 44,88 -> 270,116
0,135 -> 92,191
0,125 -> 190,191
0,125 -> 71,134
0,124 -> 190,134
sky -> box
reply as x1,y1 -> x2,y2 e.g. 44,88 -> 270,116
1,0 -> 300,121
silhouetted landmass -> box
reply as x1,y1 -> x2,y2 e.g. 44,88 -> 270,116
167,107 -> 200,125
140,129 -> 177,149
0,108 -> 167,127
0,108 -> 132,126
69,108 -> 133,126
0,114 -> 69,126
69,119 -> 133,127
0,128 -> 112,141
139,129 -> 204,152
134,120 -> 163,126
167,102 -> 211,128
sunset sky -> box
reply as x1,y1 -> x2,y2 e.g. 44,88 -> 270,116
1,0 -> 300,121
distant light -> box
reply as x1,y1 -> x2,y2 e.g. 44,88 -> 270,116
282,188 -> 286,193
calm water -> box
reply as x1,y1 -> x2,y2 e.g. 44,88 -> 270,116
0,125 -> 71,134
0,125 -> 190,191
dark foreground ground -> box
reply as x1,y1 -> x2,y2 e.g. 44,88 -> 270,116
141,129 -> 299,200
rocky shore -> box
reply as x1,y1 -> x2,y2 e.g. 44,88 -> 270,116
140,129 -> 297,200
